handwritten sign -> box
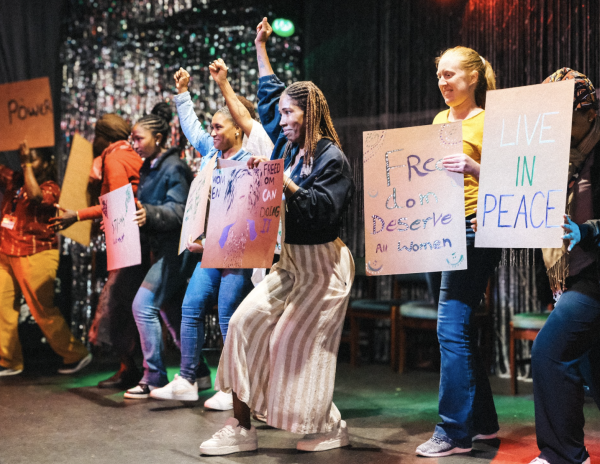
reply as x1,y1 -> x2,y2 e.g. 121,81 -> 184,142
363,123 -> 467,275
100,183 -> 141,271
201,159 -> 284,269
179,155 -> 216,254
0,77 -> 55,151
475,80 -> 574,248
58,134 -> 93,246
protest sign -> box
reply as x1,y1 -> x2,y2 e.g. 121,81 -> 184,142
363,122 -> 467,275
475,80 -> 574,248
100,183 -> 141,271
58,134 -> 93,246
0,77 -> 55,151
179,155 -> 216,254
201,159 -> 284,269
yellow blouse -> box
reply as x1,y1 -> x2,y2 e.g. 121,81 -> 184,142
433,109 -> 485,217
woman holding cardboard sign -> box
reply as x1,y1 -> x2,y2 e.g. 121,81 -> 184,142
147,67 -> 255,408
528,69 -> 600,464
197,18 -> 354,456
416,47 -> 502,457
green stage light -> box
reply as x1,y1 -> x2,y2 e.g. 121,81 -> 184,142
272,18 -> 295,37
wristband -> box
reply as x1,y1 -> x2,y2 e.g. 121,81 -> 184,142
22,163 -> 32,168
76,211 -> 80,222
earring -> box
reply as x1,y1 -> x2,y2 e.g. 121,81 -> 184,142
236,133 -> 239,137
156,141 -> 159,146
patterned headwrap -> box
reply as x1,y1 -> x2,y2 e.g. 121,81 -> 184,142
543,67 -> 598,111
95,113 -> 131,142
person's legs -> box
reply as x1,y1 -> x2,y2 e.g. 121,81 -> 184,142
179,264 -> 219,383
532,290 -> 600,464
424,224 -> 499,453
0,253 -> 23,372
12,250 -> 89,365
216,268 -> 254,341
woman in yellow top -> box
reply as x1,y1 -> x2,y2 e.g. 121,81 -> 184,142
416,46 -> 502,457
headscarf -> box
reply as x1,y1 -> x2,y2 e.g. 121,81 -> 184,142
541,68 -> 600,297
95,114 -> 131,142
542,67 -> 599,111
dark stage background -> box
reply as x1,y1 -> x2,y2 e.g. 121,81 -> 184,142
1,0 -> 599,376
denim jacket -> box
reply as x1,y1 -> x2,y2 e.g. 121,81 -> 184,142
138,147 -> 192,254
257,74 -> 354,245
174,91 -> 251,169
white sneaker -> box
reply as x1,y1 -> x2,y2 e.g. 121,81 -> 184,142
296,420 -> 350,452
150,374 -> 198,401
0,366 -> 23,377
472,432 -> 498,441
199,417 -> 258,455
530,458 -> 590,464
197,375 -> 212,391
204,390 -> 233,410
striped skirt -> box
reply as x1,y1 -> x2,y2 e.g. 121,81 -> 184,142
216,237 -> 354,434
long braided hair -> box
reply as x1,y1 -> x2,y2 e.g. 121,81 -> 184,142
136,102 -> 173,147
282,81 -> 341,167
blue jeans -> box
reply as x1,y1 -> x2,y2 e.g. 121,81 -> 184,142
532,287 -> 600,464
179,264 -> 253,383
132,246 -> 198,387
434,218 -> 501,448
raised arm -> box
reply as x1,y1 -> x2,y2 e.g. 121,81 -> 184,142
255,17 -> 275,77
173,67 -> 214,156
19,141 -> 43,202
209,59 -> 254,137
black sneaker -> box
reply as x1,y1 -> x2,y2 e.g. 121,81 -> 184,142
124,383 -> 155,399
58,353 -> 92,374
416,436 -> 471,457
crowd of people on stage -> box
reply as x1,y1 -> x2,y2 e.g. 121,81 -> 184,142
1,15 -> 599,464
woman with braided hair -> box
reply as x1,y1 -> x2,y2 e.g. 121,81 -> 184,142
121,103 -> 200,399
199,18 -> 354,456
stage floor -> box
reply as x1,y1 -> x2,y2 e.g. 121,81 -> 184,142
2,360 -> 600,464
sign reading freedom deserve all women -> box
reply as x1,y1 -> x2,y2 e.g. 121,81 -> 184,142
178,155 -> 216,254
363,122 -> 467,275
475,80 -> 574,249
100,183 -> 141,271
201,159 -> 284,269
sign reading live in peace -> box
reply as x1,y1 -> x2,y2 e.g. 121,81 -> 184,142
178,155 -> 217,254
0,77 -> 55,152
475,80 -> 574,249
100,183 -> 142,271
201,159 -> 284,269
363,122 -> 467,275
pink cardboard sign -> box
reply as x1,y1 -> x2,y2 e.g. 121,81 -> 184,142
0,77 -> 55,151
100,183 -> 141,271
475,80 -> 574,249
201,159 -> 284,269
363,123 -> 467,275
179,155 -> 217,254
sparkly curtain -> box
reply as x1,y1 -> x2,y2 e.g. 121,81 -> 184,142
58,0 -> 302,343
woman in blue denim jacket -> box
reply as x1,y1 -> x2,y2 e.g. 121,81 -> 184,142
123,105 -> 200,399
198,18 -> 355,456
148,67 -> 254,409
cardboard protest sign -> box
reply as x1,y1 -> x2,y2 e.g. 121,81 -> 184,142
58,134 -> 93,246
100,183 -> 141,271
201,159 -> 284,269
363,122 -> 467,275
179,155 -> 216,254
0,77 -> 55,151
475,80 -> 574,248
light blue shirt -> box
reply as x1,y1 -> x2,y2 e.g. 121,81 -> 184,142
174,91 -> 251,171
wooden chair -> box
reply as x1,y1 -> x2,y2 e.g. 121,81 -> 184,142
397,299 -> 438,373
348,257 -> 403,370
509,312 -> 550,395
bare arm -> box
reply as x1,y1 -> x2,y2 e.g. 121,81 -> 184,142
209,59 -> 254,137
19,141 -> 43,202
255,17 -> 275,77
